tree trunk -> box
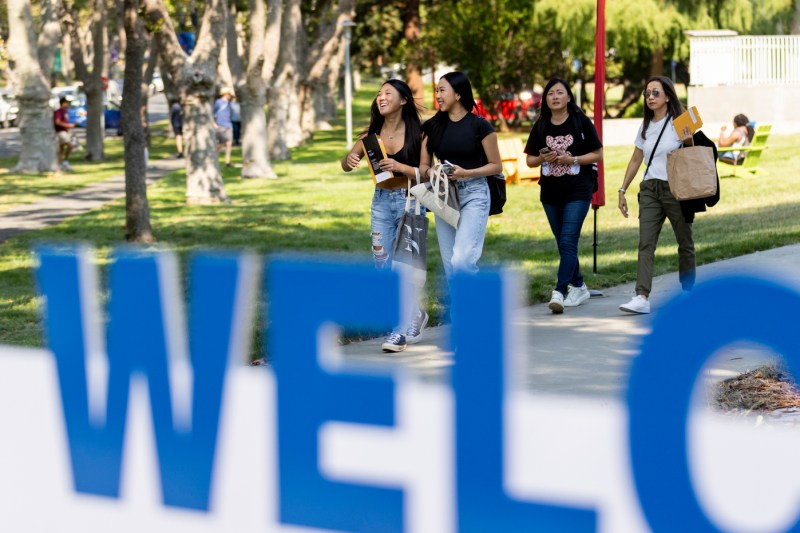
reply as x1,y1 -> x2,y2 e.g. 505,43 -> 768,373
792,0 -> 800,34
403,0 -> 423,103
268,0 -> 301,159
297,0 -> 354,139
318,45 -> 343,123
650,48 -> 664,77
7,0 -> 58,173
226,0 -> 277,179
65,0 -> 107,161
122,0 -> 155,243
37,0 -> 61,76
143,0 -> 230,204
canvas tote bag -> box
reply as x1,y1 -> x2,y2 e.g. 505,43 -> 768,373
392,169 -> 429,288
666,145 -> 717,200
410,163 -> 460,228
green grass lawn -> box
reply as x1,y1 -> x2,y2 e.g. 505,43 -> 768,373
0,124 -> 177,214
1,82 -> 799,358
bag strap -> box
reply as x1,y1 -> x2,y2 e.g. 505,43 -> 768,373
644,117 -> 670,178
433,163 -> 448,209
405,168 -> 423,215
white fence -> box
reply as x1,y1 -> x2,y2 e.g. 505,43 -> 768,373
690,35 -> 800,86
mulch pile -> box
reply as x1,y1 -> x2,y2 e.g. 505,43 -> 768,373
715,365 -> 800,412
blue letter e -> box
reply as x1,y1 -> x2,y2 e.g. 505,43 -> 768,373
268,257 -> 403,533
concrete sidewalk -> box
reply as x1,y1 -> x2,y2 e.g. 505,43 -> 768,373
341,244 -> 800,399
0,157 -> 184,243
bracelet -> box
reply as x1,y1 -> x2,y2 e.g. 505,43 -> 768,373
618,187 -> 626,194
573,156 -> 579,166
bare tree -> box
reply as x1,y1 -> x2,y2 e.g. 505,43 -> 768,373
297,0 -> 354,136
7,0 -> 60,173
267,0 -> 301,160
143,0 -> 230,204
63,0 -> 107,161
403,0 -> 423,103
121,0 -> 154,242
267,0 -> 352,159
225,0 -> 279,179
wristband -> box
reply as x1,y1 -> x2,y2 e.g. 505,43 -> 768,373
618,188 -> 626,194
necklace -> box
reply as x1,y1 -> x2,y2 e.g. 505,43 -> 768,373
383,123 -> 403,140
449,110 -> 468,122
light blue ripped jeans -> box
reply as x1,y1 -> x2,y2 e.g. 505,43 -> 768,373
435,176 -> 490,278
370,187 -> 426,269
371,186 -> 427,332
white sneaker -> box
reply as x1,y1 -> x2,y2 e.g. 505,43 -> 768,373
620,295 -> 650,314
564,283 -> 590,307
548,290 -> 565,314
60,161 -> 73,172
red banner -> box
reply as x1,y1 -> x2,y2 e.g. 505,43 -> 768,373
591,0 -> 606,208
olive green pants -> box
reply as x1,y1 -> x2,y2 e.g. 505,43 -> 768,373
636,179 -> 695,296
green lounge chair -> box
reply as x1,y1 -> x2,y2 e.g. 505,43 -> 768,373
718,124 -> 771,177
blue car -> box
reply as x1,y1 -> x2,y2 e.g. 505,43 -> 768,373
68,96 -> 122,129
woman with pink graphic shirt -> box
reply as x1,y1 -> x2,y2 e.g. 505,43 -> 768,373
524,78 -> 603,314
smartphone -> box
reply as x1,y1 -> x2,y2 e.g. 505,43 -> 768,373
441,160 -> 455,176
539,147 -> 552,155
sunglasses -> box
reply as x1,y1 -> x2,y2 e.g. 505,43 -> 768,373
642,89 -> 662,98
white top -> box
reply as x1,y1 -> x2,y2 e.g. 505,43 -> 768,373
634,116 -> 683,182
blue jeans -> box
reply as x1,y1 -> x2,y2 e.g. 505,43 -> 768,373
371,187 -> 427,331
542,200 -> 591,296
371,187 -> 425,269
435,177 -> 490,278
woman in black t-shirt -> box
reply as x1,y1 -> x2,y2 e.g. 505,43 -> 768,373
524,78 -> 603,314
420,72 -> 502,279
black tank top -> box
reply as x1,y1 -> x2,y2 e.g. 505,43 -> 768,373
378,149 -> 417,190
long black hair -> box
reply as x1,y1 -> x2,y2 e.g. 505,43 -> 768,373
531,77 -> 584,141
641,76 -> 684,140
421,71 -> 477,158
364,79 -> 422,165
734,113 -> 755,142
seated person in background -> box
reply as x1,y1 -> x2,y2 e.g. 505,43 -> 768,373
718,113 -> 755,165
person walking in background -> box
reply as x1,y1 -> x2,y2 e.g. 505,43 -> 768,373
231,96 -> 241,146
420,71 -> 501,280
214,87 -> 234,167
718,113 -> 754,165
54,97 -> 76,172
341,79 -> 428,353
170,101 -> 184,158
617,76 -> 695,315
524,78 -> 603,314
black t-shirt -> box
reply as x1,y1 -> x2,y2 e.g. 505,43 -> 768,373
524,112 -> 602,204
433,113 -> 495,170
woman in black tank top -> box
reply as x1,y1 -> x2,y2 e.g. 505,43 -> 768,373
341,80 -> 429,353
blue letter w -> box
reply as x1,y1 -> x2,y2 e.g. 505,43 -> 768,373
35,245 -> 256,510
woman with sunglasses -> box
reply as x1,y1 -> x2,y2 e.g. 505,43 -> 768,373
524,78 -> 603,314
420,71 -> 501,279
341,79 -> 428,352
617,76 -> 695,315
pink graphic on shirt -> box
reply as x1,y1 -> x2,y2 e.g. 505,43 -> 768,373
545,134 -> 574,176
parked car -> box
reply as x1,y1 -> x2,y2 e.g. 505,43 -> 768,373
0,91 -> 19,128
476,89 -> 542,127
67,95 -> 122,129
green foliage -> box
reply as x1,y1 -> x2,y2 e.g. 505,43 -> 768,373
426,0 -> 542,106
353,0 -> 406,75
